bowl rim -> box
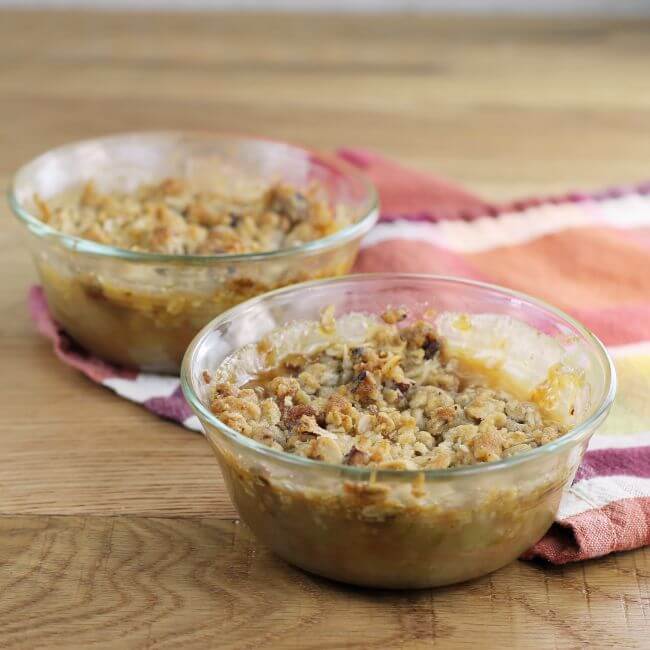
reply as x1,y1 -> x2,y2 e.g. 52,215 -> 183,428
7,130 -> 379,265
181,272 -> 617,480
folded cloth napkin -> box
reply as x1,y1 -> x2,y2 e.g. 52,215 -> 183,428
29,149 -> 650,564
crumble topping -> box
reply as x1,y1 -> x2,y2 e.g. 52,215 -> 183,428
209,308 -> 568,470
35,178 -> 349,255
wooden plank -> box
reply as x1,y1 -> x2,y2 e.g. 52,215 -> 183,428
1,12 -> 650,199
1,10 -> 649,646
0,515 -> 648,649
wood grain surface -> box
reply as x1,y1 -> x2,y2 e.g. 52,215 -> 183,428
0,10 -> 649,648
0,516 -> 648,650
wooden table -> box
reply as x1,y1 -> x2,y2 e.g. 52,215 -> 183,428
1,10 -> 649,648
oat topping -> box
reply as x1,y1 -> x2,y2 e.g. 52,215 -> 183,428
35,179 -> 349,255
209,308 -> 568,470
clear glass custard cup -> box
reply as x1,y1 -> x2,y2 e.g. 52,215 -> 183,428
8,132 -> 378,373
181,274 -> 616,589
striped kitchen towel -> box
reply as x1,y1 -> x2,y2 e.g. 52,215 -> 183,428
28,149 -> 650,564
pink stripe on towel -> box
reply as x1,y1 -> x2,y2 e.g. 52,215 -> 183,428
525,497 -> 650,563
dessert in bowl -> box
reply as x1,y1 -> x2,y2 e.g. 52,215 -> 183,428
182,274 -> 615,589
9,132 -> 377,373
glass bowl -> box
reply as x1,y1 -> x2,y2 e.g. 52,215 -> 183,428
182,274 -> 616,589
8,131 -> 378,373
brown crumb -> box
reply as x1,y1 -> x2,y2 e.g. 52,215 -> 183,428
344,446 -> 370,466
282,353 -> 307,371
422,335 -> 440,360
381,307 -> 408,325
283,404 -> 318,428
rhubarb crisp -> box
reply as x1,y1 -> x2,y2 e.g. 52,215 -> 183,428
30,178 -> 360,372
35,178 -> 349,254
209,307 -> 568,469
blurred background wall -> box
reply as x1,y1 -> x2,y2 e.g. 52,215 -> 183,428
2,0 -> 650,15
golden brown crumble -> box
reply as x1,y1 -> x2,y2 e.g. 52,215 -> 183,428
35,178 -> 350,255
209,308 -> 568,470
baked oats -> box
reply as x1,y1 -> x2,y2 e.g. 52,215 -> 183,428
36,178 -> 349,254
31,179 -> 357,372
209,307 -> 567,469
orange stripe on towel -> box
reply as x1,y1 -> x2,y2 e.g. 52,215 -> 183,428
465,227 -> 650,311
